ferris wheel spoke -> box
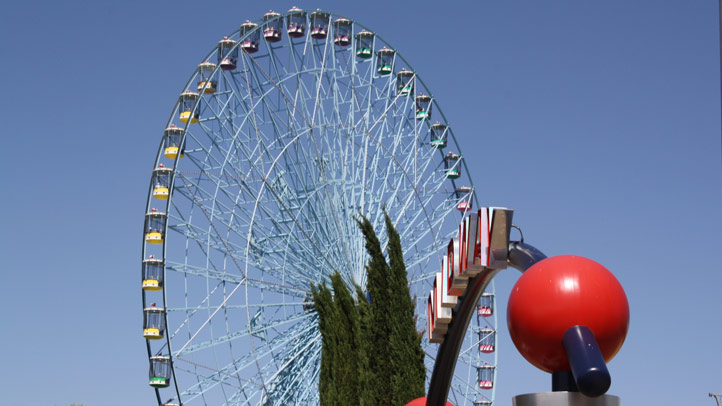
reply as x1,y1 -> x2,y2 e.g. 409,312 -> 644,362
177,316 -> 317,404
260,334 -> 321,404
177,308 -> 314,356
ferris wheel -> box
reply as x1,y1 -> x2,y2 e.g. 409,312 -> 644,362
141,8 -> 498,405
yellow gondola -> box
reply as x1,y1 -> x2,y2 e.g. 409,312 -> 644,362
197,61 -> 217,94
142,256 -> 163,291
145,209 -> 166,244
179,91 -> 200,124
151,164 -> 172,200
163,125 -> 184,159
143,306 -> 166,339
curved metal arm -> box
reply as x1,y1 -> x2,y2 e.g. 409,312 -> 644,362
426,241 -> 547,406
507,241 -> 547,272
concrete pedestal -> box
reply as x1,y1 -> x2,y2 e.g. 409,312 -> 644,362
512,392 -> 620,406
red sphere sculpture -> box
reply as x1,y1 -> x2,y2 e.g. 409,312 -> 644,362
405,397 -> 454,406
507,255 -> 629,373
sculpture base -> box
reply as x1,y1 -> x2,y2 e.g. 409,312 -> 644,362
513,392 -> 620,406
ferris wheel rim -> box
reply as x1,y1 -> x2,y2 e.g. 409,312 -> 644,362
142,8 -> 494,406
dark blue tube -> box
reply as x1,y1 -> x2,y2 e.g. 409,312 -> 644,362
562,325 -> 611,397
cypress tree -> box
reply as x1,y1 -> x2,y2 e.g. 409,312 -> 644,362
384,212 -> 427,403
355,214 -> 393,405
311,281 -> 337,406
355,284 -> 373,406
330,272 -> 360,404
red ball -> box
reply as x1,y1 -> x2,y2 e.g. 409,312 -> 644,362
405,397 -> 454,406
507,255 -> 629,373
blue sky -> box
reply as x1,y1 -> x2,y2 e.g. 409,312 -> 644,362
1,0 -> 720,405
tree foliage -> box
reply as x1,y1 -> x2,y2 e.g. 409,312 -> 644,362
314,213 -> 426,406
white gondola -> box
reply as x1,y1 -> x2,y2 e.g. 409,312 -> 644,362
287,7 -> 306,38
217,37 -> 238,71
478,364 -> 495,389
479,327 -> 496,353
377,47 -> 395,75
310,10 -> 330,39
333,18 -> 352,46
263,11 -> 282,42
356,30 -> 374,59
396,68 -> 414,96
444,152 -> 461,179
477,292 -> 494,317
149,355 -> 171,388
240,21 -> 260,53
415,94 -> 432,120
430,122 -> 448,148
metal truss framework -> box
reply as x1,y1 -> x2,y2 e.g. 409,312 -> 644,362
141,9 -> 497,405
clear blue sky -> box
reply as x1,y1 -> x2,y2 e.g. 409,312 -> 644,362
1,1 -> 720,405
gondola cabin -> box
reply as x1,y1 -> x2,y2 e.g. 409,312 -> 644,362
355,30 -> 374,59
479,327 -> 496,353
197,61 -> 217,94
217,37 -> 238,71
377,48 -> 395,75
444,152 -> 461,179
163,125 -> 185,159
145,209 -> 166,244
478,364 -> 495,389
397,69 -> 414,96
430,122 -> 448,148
478,292 -> 493,317
415,94 -> 432,120
240,21 -> 260,53
333,18 -> 352,46
149,356 -> 171,388
287,7 -> 306,38
455,185 -> 472,195
142,256 -> 164,291
143,306 -> 166,339
457,201 -> 471,212
152,165 -> 173,200
473,401 -> 492,406
263,11 -> 282,42
179,91 -> 199,124
310,10 -> 330,39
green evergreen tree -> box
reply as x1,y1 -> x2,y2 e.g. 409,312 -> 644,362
355,214 -> 393,405
313,214 -> 426,405
311,281 -> 337,406
384,212 -> 427,404
330,272 -> 360,404
354,284 -> 373,406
